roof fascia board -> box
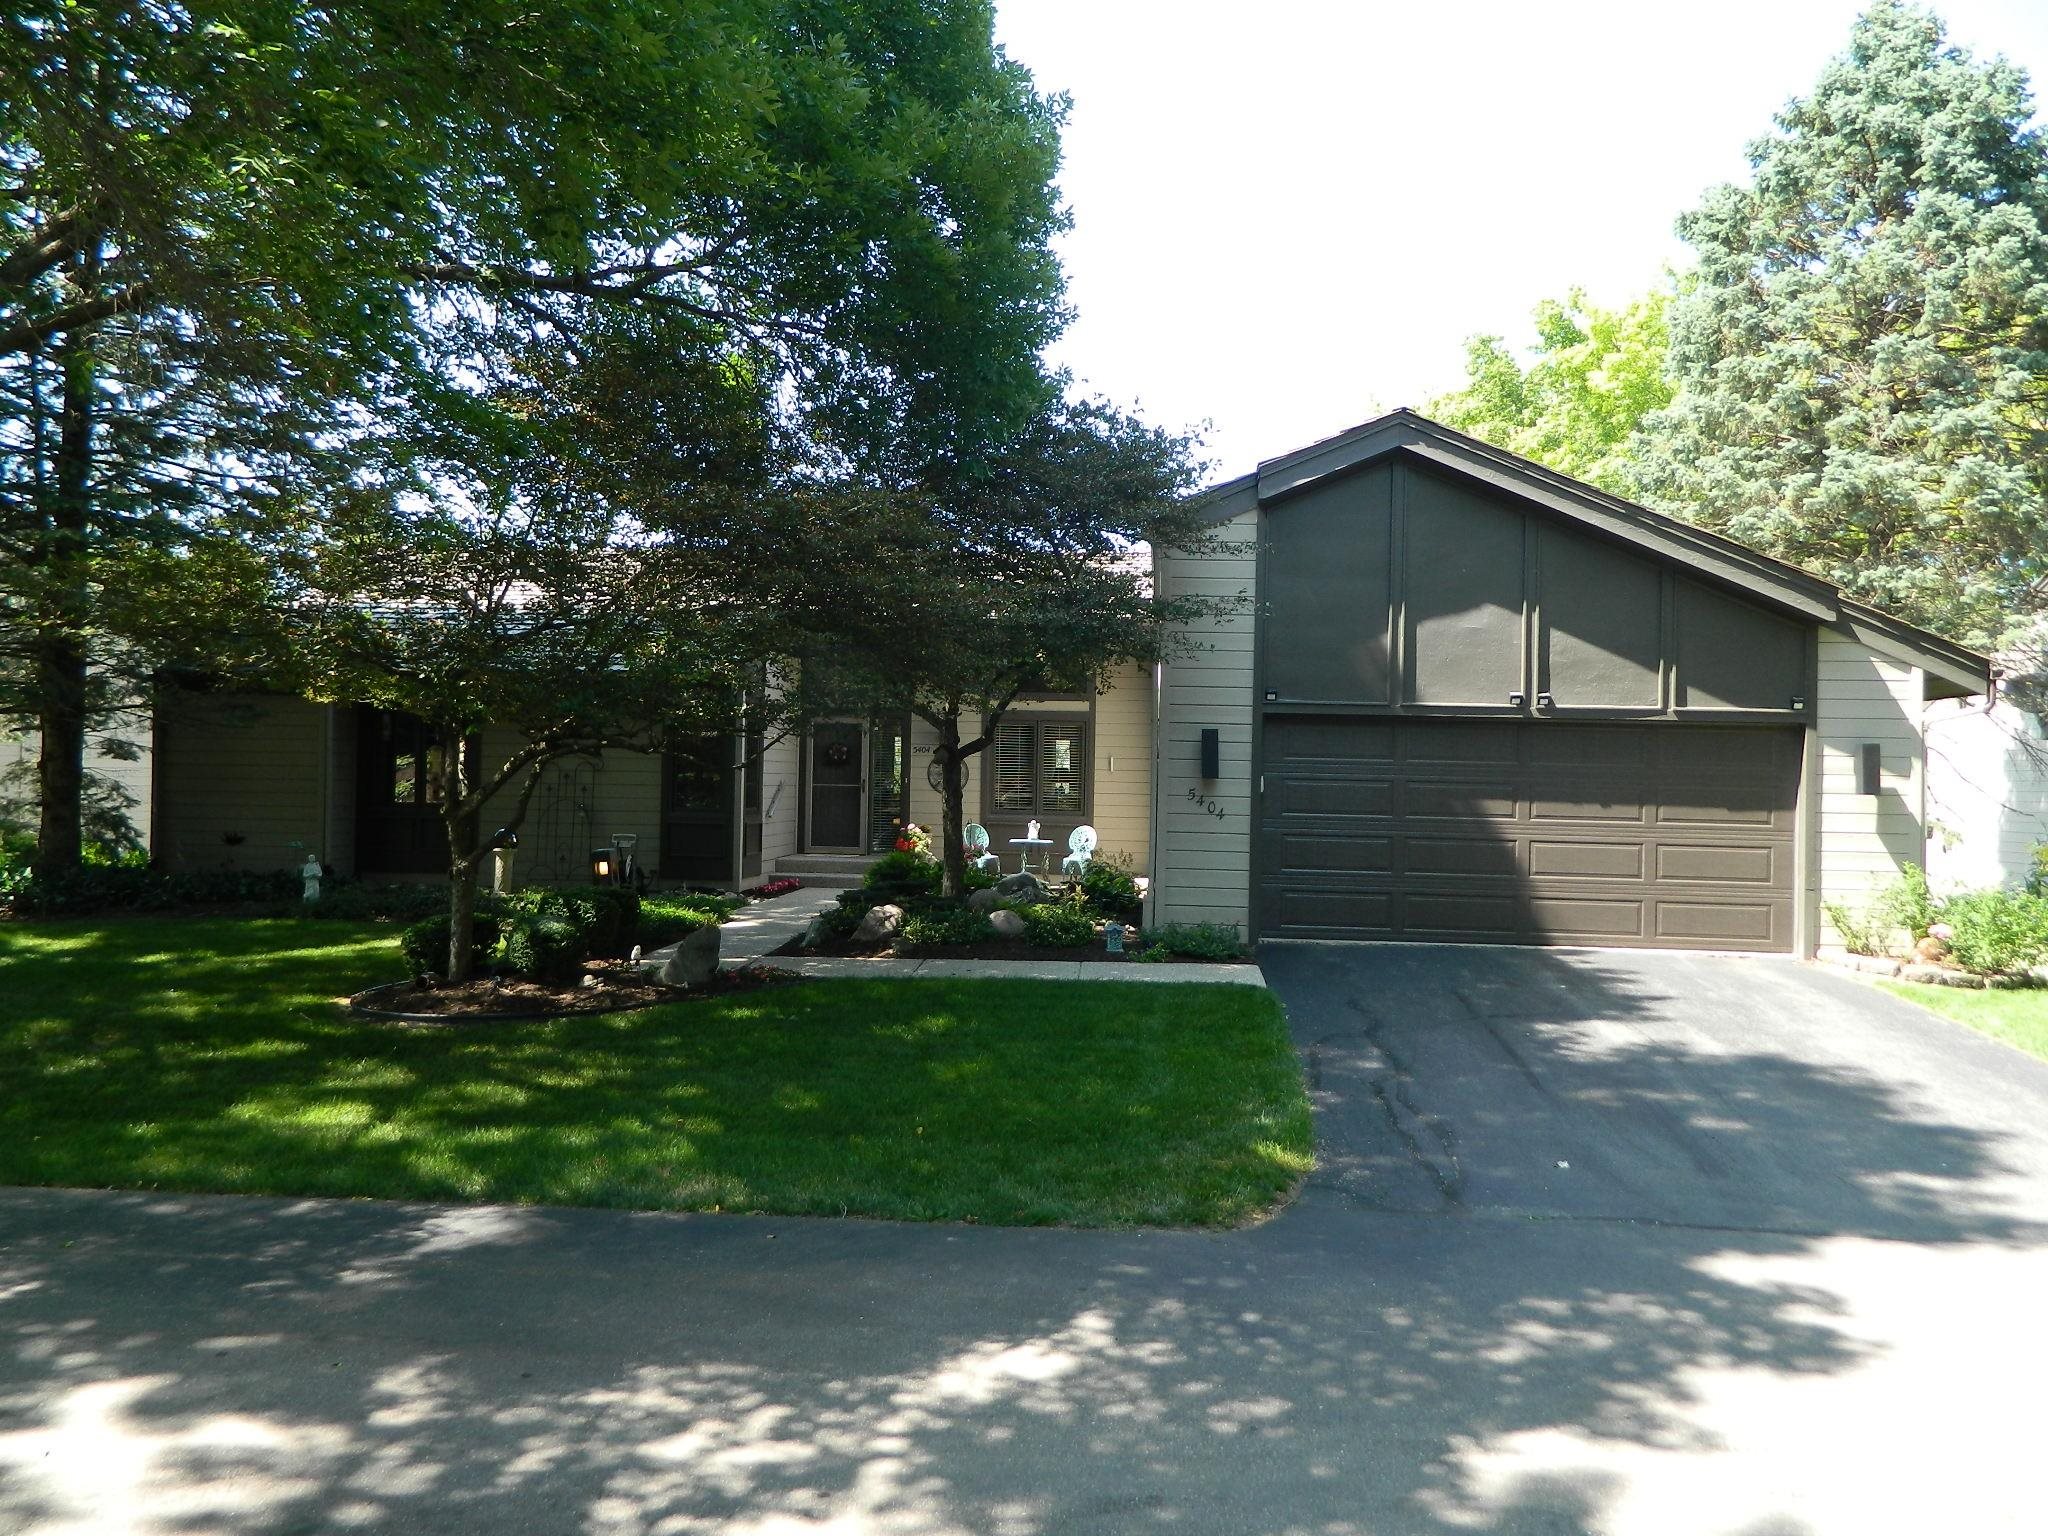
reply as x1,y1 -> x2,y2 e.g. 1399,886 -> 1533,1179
1192,471 -> 1258,526
1837,608 -> 1989,699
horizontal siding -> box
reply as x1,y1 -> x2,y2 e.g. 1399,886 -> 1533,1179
155,691 -> 327,874
1092,662 -> 1153,875
475,730 -> 666,887
758,730 -> 802,868
1153,507 -> 1257,932
4,703 -> 155,849
1815,633 -> 1925,948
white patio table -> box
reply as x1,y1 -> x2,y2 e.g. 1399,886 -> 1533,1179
1007,837 -> 1054,877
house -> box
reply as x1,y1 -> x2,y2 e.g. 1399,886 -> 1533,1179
32,410 -> 1991,953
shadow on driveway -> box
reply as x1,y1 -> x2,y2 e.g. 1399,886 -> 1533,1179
4,944 -> 2047,1533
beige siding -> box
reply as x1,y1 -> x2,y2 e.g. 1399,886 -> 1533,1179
1152,508 -> 1258,929
905,714 -> 980,835
1815,632 -> 1925,947
155,691 -> 327,873
4,704 -> 155,849
475,730 -> 666,887
1092,662 -> 1153,875
758,729 -> 802,868
1925,695 -> 2048,891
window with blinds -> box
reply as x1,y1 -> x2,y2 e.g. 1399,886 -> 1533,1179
988,718 -> 1089,818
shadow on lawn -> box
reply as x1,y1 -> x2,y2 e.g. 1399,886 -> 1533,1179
4,944 -> 2048,1531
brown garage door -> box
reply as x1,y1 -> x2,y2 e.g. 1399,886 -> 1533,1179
1256,718 -> 1800,951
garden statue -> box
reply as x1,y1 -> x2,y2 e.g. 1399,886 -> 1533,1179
300,856 -> 323,904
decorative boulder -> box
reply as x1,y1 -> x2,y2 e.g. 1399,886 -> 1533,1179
994,872 -> 1050,905
802,914 -> 829,949
989,908 -> 1027,940
853,902 -> 905,943
660,924 -> 721,989
966,887 -> 1004,914
1912,933 -> 1949,964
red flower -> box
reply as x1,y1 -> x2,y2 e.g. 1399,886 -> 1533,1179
893,837 -> 913,852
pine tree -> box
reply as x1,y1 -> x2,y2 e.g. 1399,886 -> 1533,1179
1633,1 -> 2048,645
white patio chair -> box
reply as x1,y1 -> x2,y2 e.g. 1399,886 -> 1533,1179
963,823 -> 1001,874
1061,824 -> 1098,879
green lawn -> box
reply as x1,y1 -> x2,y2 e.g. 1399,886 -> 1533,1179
0,919 -> 1311,1227
1877,979 -> 2048,1066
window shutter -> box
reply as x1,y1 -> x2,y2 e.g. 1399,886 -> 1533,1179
992,722 -> 1036,812
1041,723 -> 1086,815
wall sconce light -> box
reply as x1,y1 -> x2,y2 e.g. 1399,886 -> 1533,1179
1199,728 -> 1221,780
1858,744 -> 1882,797
591,847 -> 613,885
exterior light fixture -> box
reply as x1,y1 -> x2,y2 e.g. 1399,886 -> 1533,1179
1858,745 -> 1882,797
591,848 -> 613,884
1200,728 -> 1221,780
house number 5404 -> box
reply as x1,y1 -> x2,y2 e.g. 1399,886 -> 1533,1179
1186,787 -> 1226,821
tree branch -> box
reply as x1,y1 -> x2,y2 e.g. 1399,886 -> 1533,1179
0,279 -> 152,355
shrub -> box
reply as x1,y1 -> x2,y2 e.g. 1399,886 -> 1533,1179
501,913 -> 584,983
1823,900 -> 1888,957
1017,901 -> 1097,947
636,894 -> 729,949
899,906 -> 997,947
863,848 -> 941,898
400,912 -> 502,978
1136,921 -> 1243,962
310,879 -> 452,923
2,864 -> 298,917
1941,889 -> 2048,976
1876,863 -> 1937,943
1074,856 -> 1140,917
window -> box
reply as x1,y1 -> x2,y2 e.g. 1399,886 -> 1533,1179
987,717 -> 1089,819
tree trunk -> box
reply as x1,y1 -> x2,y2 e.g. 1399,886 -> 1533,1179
33,324 -> 95,872
441,728 -> 485,981
937,714 -> 967,899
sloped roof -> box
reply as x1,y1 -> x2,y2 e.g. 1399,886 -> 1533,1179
1196,408 -> 1989,699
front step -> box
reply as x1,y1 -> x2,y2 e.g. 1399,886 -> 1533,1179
772,852 -> 879,890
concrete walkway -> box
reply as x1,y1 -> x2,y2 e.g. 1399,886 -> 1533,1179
648,884 -> 1266,985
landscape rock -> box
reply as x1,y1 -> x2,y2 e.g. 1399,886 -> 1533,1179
989,908 -> 1027,940
660,924 -> 722,989
994,872 -> 1050,905
802,915 -> 828,949
852,903 -> 905,943
1899,961 -> 1986,989
1912,934 -> 1949,963
966,887 -> 1004,914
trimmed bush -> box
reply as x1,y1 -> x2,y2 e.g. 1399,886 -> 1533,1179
863,849 -> 941,899
637,894 -> 729,949
1136,921 -> 1244,962
309,879 -> 453,923
1942,889 -> 2048,976
1017,901 -> 1097,947
500,913 -> 585,983
400,912 -> 502,977
3,864 -> 298,917
1074,857 -> 1140,917
900,906 -> 998,947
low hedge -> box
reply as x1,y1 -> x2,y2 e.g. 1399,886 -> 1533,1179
400,912 -> 503,977
1016,901 -> 1097,947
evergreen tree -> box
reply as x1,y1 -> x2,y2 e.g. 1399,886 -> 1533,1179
1633,1 -> 2048,645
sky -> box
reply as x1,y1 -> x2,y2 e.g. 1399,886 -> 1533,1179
991,0 -> 2048,479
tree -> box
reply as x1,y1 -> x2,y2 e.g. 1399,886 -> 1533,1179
1631,0 -> 2048,646
2,0 -> 1067,870
278,325 -> 801,981
1428,288 -> 1673,496
797,396 -> 1228,897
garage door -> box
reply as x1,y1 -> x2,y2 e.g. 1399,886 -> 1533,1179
1256,718 -> 1800,951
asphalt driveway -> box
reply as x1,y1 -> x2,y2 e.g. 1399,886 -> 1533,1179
6,947 -> 2048,1534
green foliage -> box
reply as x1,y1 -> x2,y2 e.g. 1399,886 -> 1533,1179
1073,855 -> 1141,918
1015,901 -> 1096,947
1941,890 -> 2048,976
2,864 -> 298,917
899,906 -> 998,948
1877,863 -> 1938,942
1429,288 -> 1674,495
2026,842 -> 2048,899
1136,922 -> 1244,963
308,880 -> 454,924
863,849 -> 942,898
500,914 -> 584,985
400,913 -> 501,979
1824,900 -> 1891,958
636,894 -> 732,950
1631,1 -> 2048,646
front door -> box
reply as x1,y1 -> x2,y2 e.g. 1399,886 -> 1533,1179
809,723 -> 865,850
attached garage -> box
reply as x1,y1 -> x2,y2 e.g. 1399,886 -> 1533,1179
1257,717 -> 1799,950
1149,410 -> 1991,957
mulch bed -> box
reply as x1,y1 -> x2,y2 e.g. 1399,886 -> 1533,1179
349,960 -> 802,1022
771,935 -> 1252,966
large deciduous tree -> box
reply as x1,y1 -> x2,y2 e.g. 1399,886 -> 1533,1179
1631,0 -> 2048,645
1428,288 -> 1673,496
796,397 -> 1229,897
2,0 -> 1066,870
